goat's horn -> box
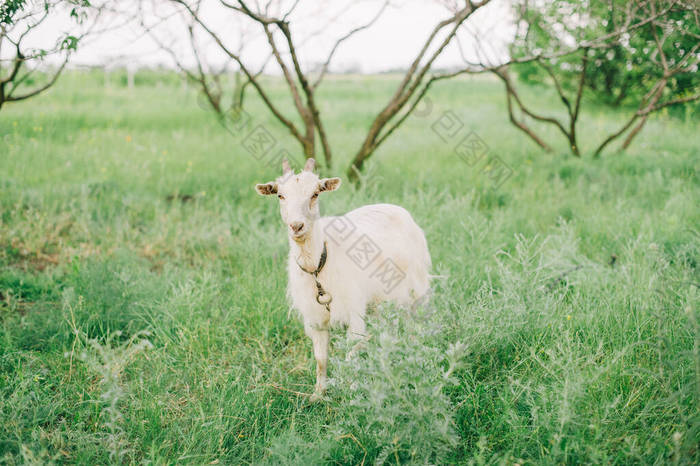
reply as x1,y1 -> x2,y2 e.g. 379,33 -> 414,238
303,158 -> 315,172
282,158 -> 291,174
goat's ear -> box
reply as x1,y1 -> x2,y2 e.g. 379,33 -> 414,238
319,177 -> 341,192
255,182 -> 278,196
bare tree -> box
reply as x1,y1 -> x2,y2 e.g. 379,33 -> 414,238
154,0 -> 387,168
155,0 -> 695,178
346,0 -> 492,179
0,0 -> 103,111
138,0 -> 500,179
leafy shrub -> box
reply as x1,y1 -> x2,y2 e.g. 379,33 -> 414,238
76,329 -> 153,462
329,299 -> 468,464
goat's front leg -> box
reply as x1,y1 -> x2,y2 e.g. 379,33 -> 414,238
305,323 -> 329,401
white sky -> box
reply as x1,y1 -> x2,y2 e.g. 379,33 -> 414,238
6,0 -> 516,73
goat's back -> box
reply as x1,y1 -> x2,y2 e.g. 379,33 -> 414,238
322,203 -> 431,305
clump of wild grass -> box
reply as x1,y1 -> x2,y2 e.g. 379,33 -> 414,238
329,298 -> 469,464
71,325 -> 152,462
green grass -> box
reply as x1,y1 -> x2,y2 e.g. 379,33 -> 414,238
1,70 -> 699,464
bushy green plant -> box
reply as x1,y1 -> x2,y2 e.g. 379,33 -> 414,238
328,298 -> 468,464
512,0 -> 699,111
74,327 -> 153,463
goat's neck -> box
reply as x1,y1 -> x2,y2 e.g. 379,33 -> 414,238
289,221 -> 325,272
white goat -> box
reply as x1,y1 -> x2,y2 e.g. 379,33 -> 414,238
255,158 -> 431,399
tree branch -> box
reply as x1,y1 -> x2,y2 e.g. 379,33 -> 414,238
311,0 -> 390,90
537,59 -> 571,115
503,84 -> 553,152
5,56 -> 69,102
170,0 -> 307,145
493,67 -> 571,138
348,1 -> 492,179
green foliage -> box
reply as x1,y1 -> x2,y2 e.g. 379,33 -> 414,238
0,72 -> 698,463
512,0 -> 699,112
0,0 -> 27,25
61,35 -> 80,51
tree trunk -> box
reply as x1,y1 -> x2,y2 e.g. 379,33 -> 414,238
568,132 -> 580,157
302,133 -> 315,159
346,106 -> 393,181
347,141 -> 373,182
621,115 -> 649,150
594,77 -> 667,157
593,114 -> 639,158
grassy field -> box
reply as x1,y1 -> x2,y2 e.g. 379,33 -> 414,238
1,70 -> 699,464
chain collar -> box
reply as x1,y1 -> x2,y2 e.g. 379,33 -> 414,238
295,241 -> 332,311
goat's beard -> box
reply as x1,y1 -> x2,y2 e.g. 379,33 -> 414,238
291,232 -> 308,243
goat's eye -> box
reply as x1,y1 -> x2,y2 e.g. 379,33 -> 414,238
278,194 -> 285,200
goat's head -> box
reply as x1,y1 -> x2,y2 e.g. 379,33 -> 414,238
255,158 -> 341,243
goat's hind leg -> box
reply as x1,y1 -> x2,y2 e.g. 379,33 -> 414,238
346,302 -> 369,359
